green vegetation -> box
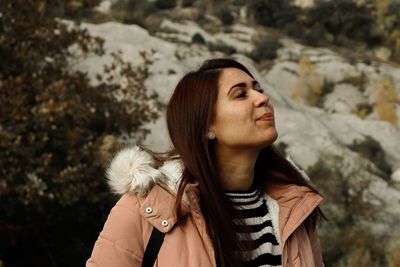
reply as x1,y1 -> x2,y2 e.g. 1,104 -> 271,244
308,154 -> 388,266
246,0 -> 400,62
109,0 -> 156,26
247,0 -> 298,28
102,0 -> 400,62
0,0 -> 160,265
207,42 -> 237,55
182,0 -> 197,7
248,36 -> 282,61
192,32 -> 206,44
155,0 -> 177,10
302,0 -> 382,47
347,136 -> 392,180
216,6 -> 234,25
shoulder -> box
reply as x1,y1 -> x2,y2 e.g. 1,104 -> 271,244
87,194 -> 151,266
103,145 -> 191,231
87,147 -> 187,266
104,182 -> 191,236
100,193 -> 148,246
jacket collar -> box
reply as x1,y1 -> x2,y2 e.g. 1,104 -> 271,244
267,183 -> 323,244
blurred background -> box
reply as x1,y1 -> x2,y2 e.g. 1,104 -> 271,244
1,0 -> 400,266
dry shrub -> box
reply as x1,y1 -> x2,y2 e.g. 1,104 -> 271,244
367,77 -> 398,126
291,57 -> 322,106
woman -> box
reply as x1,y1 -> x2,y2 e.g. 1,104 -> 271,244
86,58 -> 324,267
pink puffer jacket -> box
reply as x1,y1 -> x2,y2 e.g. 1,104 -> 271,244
86,147 -> 324,267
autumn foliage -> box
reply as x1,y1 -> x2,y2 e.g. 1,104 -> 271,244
0,1 -> 160,266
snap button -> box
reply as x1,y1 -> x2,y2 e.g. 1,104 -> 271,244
145,207 -> 153,214
161,220 -> 169,227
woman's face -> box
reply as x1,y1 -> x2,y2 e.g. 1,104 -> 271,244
209,67 -> 278,150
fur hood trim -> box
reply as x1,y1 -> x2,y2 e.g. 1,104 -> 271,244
106,146 -> 183,196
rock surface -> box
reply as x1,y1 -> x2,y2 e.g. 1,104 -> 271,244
73,17 -> 400,257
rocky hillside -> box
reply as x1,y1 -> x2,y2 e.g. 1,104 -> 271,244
74,1 -> 400,265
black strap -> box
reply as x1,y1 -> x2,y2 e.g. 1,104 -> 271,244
141,227 -> 165,267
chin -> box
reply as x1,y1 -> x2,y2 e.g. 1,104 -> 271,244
259,132 -> 279,148
271,130 -> 279,142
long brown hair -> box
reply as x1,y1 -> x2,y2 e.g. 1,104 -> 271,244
166,58 -> 322,267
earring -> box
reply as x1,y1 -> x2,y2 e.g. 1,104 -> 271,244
206,131 -> 216,140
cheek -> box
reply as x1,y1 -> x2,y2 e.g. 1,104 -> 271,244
215,105 -> 251,129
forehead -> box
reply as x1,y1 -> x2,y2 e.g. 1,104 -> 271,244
218,68 -> 254,92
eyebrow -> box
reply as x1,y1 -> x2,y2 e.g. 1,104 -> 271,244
227,80 -> 260,95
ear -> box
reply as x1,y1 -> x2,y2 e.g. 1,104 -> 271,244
206,124 -> 216,140
209,123 -> 216,133
208,110 -> 217,136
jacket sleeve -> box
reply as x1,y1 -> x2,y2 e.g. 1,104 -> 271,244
86,194 -> 147,267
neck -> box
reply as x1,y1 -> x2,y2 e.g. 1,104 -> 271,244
212,145 -> 260,191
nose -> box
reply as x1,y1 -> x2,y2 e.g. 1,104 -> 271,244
254,91 -> 269,107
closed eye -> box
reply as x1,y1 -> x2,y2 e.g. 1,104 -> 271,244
235,91 -> 248,98
232,88 -> 247,98
235,88 -> 264,98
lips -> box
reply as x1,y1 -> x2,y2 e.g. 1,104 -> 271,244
257,113 -> 274,121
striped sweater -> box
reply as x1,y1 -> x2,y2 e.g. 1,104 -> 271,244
226,188 -> 282,267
